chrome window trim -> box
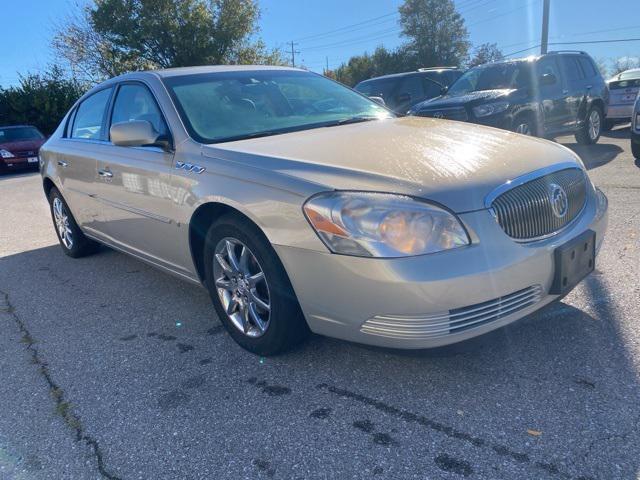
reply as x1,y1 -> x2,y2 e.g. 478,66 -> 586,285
484,161 -> 584,209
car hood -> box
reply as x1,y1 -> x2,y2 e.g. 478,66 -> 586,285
414,89 -> 516,110
203,116 -> 582,213
0,139 -> 45,153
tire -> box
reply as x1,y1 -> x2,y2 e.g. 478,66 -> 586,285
632,139 -> 640,159
203,213 -> 309,355
48,187 -> 100,258
575,105 -> 603,145
512,114 -> 537,137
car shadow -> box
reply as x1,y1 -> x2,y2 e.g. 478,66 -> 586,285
601,124 -> 631,140
561,141 -> 623,170
1,243 -> 638,479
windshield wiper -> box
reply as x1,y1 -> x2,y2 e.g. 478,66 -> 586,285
325,116 -> 381,127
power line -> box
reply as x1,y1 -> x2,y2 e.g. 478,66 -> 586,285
297,16 -> 399,45
293,11 -> 398,43
302,27 -> 402,51
504,37 -> 640,58
467,0 -> 541,28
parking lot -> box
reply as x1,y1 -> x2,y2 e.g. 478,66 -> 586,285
1,127 -> 639,479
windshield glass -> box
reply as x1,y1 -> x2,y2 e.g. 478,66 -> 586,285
164,70 -> 392,143
448,62 -> 531,96
0,126 -> 44,143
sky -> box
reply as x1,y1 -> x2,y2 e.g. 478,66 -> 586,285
1,0 -> 639,87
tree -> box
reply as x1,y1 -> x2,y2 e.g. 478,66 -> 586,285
399,0 -> 470,68
53,0 -> 284,82
333,46 -> 411,86
468,43 -> 503,68
0,66 -> 87,134
610,56 -> 640,77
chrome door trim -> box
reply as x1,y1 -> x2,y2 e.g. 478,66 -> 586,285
94,195 -> 174,224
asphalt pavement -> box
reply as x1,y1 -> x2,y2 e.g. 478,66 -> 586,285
1,126 -> 639,480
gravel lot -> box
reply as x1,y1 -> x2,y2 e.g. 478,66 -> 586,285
1,126 -> 639,480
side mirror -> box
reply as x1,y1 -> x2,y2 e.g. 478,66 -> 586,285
540,73 -> 557,86
369,95 -> 386,106
440,86 -> 449,95
110,120 -> 171,151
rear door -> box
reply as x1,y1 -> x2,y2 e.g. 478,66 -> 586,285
535,56 -> 571,134
556,55 -> 587,129
57,87 -> 114,229
92,82 -> 189,274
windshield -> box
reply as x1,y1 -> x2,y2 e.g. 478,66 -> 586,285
164,70 -> 392,144
448,62 -> 531,96
0,126 -> 44,143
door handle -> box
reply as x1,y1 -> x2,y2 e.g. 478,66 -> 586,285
586,84 -> 593,89
57,160 -> 68,167
562,90 -> 569,95
98,168 -> 113,178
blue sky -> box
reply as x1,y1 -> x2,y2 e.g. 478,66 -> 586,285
1,0 -> 639,86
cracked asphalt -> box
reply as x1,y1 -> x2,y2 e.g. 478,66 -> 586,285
1,126 -> 639,480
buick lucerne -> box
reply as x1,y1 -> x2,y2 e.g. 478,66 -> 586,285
40,66 -> 608,355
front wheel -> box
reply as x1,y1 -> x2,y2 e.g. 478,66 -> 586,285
48,187 -> 100,258
575,106 -> 603,145
203,214 -> 309,355
513,115 -> 536,137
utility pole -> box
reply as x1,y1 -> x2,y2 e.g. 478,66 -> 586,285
540,0 -> 550,54
289,41 -> 300,68
325,56 -> 329,75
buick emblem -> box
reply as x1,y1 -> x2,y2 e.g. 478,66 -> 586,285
549,183 -> 568,218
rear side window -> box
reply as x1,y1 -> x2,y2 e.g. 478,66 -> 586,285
71,88 -> 113,140
559,57 -> 584,82
397,76 -> 424,99
578,57 -> 598,78
609,79 -> 640,89
110,84 -> 168,137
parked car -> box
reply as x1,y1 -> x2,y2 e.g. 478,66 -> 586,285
354,67 -> 463,114
409,51 -> 609,145
632,92 -> 640,159
0,125 -> 46,172
604,68 -> 640,130
40,66 -> 608,355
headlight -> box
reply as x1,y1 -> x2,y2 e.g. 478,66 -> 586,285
473,102 -> 509,118
303,191 -> 470,258
0,149 -> 15,159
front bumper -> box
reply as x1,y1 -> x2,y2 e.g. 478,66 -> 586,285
276,189 -> 608,349
0,156 -> 39,171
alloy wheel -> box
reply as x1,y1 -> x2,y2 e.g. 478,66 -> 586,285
213,237 -> 271,338
52,197 -> 73,249
588,109 -> 601,141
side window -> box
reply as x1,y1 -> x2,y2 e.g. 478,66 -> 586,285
110,84 -> 168,138
578,57 -> 598,78
422,78 -> 443,98
397,76 -> 424,99
71,88 -> 113,140
537,58 -> 561,91
559,56 -> 584,82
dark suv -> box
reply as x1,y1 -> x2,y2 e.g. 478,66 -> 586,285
409,51 -> 609,144
354,67 -> 463,114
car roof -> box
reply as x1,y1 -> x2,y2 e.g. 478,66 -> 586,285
111,65 -> 304,82
609,68 -> 640,81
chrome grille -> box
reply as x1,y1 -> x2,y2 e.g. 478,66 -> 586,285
491,168 -> 587,241
417,106 -> 468,121
361,285 -> 543,340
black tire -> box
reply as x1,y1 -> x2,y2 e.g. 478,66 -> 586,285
632,139 -> 640,159
48,187 -> 100,258
203,213 -> 309,355
575,105 -> 603,145
512,114 -> 537,137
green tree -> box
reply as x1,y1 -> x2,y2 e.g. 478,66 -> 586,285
0,66 -> 87,135
399,0 -> 469,68
53,0 -> 284,82
333,46 -> 411,86
468,43 -> 504,68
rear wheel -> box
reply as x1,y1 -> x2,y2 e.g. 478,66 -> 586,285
575,106 -> 603,145
203,214 -> 309,355
48,187 -> 100,258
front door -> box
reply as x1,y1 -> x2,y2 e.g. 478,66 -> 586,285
92,82 -> 189,275
535,56 -> 572,135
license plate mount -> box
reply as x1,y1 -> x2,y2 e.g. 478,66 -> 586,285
550,230 -> 596,295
